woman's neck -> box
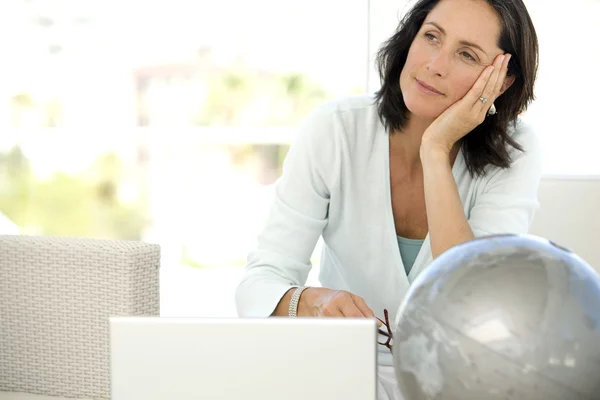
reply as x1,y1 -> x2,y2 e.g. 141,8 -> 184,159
389,115 -> 434,173
389,114 -> 461,174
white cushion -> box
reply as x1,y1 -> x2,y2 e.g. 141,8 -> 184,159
0,392 -> 91,400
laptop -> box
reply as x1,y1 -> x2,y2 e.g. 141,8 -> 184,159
109,317 -> 377,400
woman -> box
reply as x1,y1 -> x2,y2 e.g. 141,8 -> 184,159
236,0 -> 541,398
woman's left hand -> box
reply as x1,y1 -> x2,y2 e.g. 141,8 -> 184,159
421,53 -> 512,156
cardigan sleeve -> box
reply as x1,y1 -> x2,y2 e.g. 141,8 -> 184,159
469,119 -> 544,237
235,103 -> 340,317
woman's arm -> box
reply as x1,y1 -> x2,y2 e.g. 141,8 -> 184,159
236,102 -> 379,320
420,143 -> 474,259
271,288 -> 297,316
417,54 -> 541,258
235,103 -> 338,317
421,121 -> 543,259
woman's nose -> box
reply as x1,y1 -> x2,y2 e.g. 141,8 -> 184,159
426,51 -> 451,77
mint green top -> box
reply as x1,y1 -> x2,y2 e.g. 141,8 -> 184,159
397,236 -> 425,275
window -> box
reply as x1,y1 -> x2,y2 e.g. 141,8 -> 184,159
0,0 -> 369,316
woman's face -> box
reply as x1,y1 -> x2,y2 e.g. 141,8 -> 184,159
400,0 -> 506,120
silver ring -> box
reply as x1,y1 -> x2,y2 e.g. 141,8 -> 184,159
479,97 -> 488,104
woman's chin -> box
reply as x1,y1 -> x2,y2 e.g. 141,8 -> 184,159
404,100 -> 443,120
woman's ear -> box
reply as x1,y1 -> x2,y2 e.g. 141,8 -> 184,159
500,75 -> 516,95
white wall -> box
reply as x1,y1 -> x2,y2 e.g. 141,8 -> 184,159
530,176 -> 600,272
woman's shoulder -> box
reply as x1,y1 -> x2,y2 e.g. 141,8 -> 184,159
307,93 -> 379,121
291,94 -> 378,149
296,93 -> 381,146
476,116 -> 543,182
318,92 -> 377,110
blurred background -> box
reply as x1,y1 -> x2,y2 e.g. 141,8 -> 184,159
1,0 -> 598,316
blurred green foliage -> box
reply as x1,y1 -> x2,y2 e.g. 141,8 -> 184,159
0,146 -> 149,240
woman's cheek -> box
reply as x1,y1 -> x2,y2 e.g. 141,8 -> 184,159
454,72 -> 480,100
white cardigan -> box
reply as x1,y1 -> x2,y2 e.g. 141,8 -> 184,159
235,94 -> 543,366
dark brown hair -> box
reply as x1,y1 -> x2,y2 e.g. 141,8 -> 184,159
374,0 -> 539,177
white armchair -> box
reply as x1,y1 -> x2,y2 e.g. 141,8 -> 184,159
530,176 -> 600,270
0,235 -> 160,400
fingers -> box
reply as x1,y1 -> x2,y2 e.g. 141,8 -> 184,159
466,64 -> 495,110
338,301 -> 367,319
337,292 -> 370,318
319,291 -> 359,318
318,291 -> 379,324
351,294 -> 383,327
477,53 -> 511,114
350,294 -> 375,319
494,54 -> 512,95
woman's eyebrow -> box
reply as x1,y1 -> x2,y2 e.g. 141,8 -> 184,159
424,21 -> 489,56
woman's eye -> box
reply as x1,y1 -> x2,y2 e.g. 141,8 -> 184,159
425,33 -> 437,42
461,52 -> 475,61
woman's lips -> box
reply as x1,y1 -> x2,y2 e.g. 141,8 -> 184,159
415,79 -> 445,96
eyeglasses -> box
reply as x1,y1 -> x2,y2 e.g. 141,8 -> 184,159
376,308 -> 393,353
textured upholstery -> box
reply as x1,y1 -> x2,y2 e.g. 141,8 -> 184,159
0,393 -> 75,400
0,235 -> 160,400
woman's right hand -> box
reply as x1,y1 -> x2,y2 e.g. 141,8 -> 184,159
298,287 -> 378,322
